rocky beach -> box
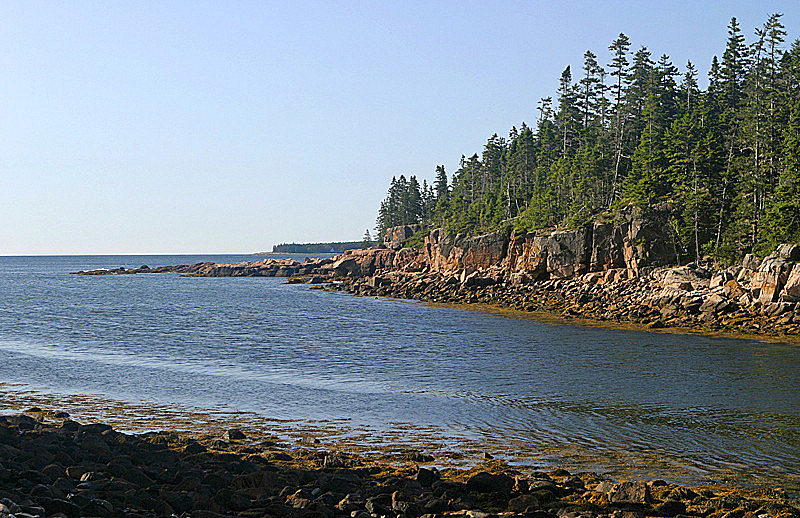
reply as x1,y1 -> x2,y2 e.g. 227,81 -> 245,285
1,409 -> 798,518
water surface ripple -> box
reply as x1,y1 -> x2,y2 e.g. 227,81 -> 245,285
0,255 -> 798,490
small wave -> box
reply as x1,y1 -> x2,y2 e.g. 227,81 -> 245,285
0,339 -> 388,395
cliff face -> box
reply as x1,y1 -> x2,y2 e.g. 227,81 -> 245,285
422,206 -> 676,281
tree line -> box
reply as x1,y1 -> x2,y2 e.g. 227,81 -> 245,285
272,241 -> 364,253
375,15 -> 799,264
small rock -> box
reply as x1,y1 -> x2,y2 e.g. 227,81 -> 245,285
668,486 -> 698,501
323,454 -> 348,468
365,498 -> 391,516
655,500 -> 687,517
183,442 -> 207,454
223,428 -> 246,441
65,466 -> 91,480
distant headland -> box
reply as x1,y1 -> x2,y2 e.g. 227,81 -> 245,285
256,240 -> 369,255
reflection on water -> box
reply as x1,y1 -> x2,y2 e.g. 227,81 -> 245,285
0,255 -> 798,490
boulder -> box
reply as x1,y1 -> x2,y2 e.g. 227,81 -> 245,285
223,429 -> 246,441
465,472 -> 514,495
508,494 -> 541,513
723,279 -> 745,300
462,272 -> 495,288
750,255 -> 793,303
699,293 -> 735,315
415,467 -> 438,487
660,266 -> 710,291
780,265 -> 800,302
776,243 -> 800,262
318,248 -> 397,278
710,271 -> 735,288
609,481 -> 652,504
741,254 -> 761,271
384,225 -> 421,250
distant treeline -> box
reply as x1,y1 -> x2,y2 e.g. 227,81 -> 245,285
376,14 -> 800,264
272,241 -> 364,253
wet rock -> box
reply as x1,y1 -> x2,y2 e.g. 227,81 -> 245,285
60,420 -> 80,432
668,486 -> 697,501
84,498 -> 114,517
466,471 -> 514,496
415,467 -> 438,487
80,434 -> 110,457
223,429 -> 246,441
183,442 -> 207,454
404,451 -> 434,463
80,423 -> 112,434
509,494 -> 541,512
392,490 -> 423,517
40,464 -> 65,481
322,454 -> 348,468
365,497 -> 391,516
37,496 -> 80,516
655,499 -> 687,516
5,415 -> 38,430
65,466 -> 91,480
336,493 -> 363,513
608,481 -> 652,504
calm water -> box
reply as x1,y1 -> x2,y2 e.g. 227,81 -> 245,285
1,255 -> 799,490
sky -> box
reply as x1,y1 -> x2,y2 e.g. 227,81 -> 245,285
1,1 -> 798,254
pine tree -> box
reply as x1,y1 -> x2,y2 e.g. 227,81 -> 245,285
362,229 -> 374,247
556,66 -> 579,157
608,33 -> 631,205
579,50 -> 602,131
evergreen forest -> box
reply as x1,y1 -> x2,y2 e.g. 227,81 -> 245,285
271,241 -> 365,254
375,15 -> 800,264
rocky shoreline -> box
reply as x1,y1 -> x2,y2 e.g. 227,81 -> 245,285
1,411 -> 798,518
318,258 -> 800,341
72,214 -> 800,340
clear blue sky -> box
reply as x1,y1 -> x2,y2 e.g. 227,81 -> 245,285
2,1 -> 797,254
